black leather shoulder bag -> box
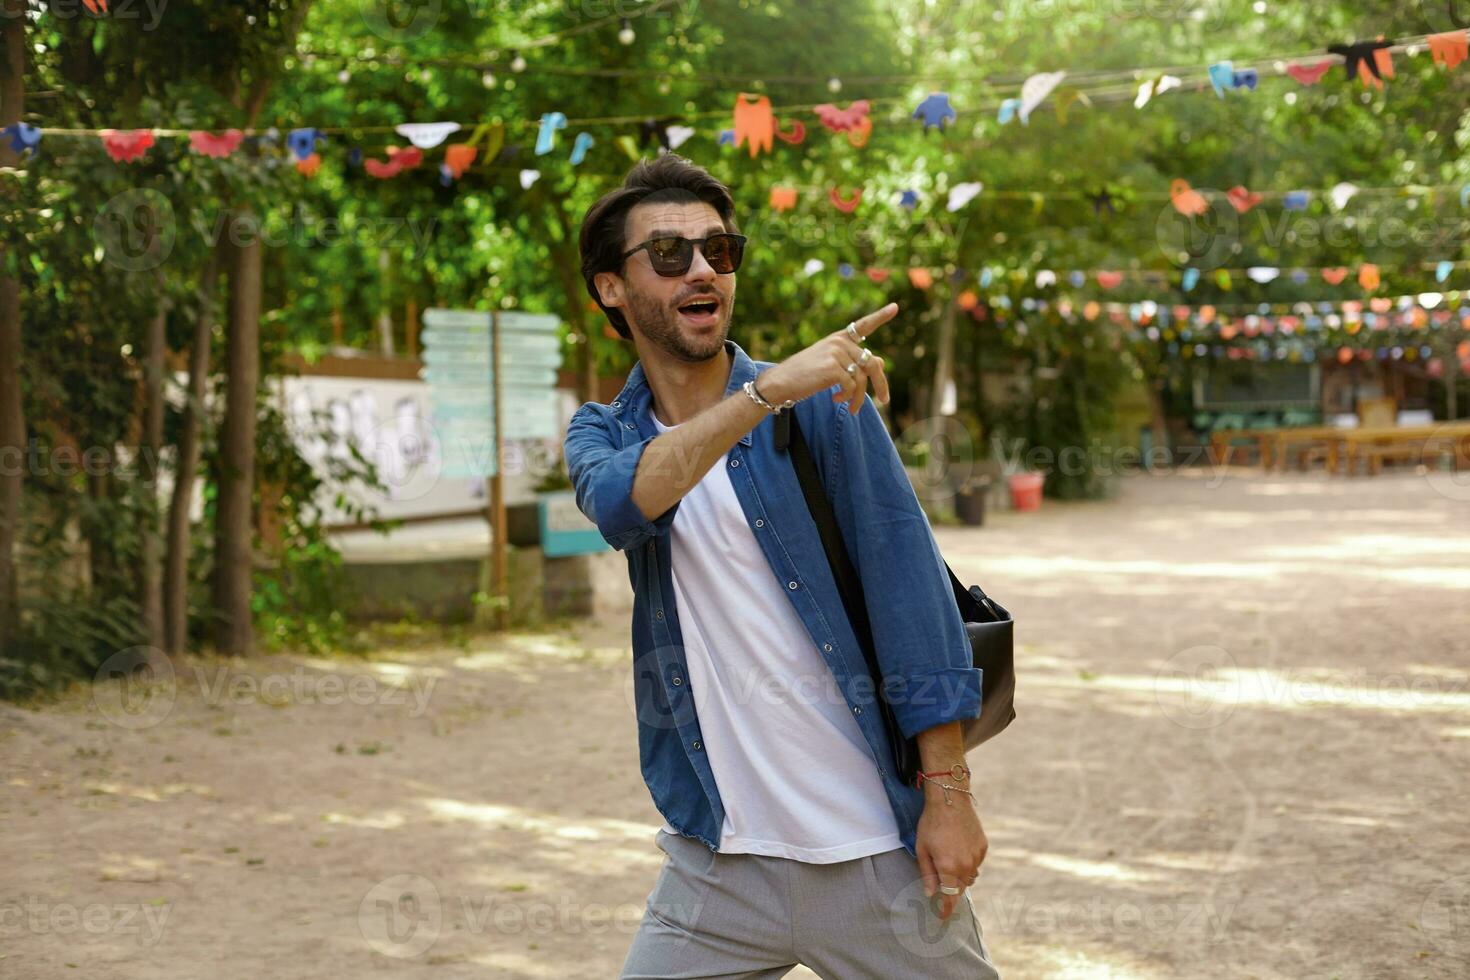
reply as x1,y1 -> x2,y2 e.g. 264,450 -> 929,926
775,408 -> 1016,787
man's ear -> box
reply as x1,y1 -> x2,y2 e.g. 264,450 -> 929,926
593,270 -> 625,310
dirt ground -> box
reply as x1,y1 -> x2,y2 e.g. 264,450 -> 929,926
3,468 -> 1469,979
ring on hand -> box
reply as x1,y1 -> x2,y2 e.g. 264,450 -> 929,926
846,362 -> 858,376
846,322 -> 861,343
859,347 -> 872,365
939,884 -> 962,896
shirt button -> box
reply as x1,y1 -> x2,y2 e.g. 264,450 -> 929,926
692,740 -> 702,750
730,458 -> 740,467
625,422 -> 635,429
853,706 -> 863,715
672,676 -> 682,686
612,400 -> 622,407
878,766 -> 886,776
754,519 -> 764,527
655,609 -> 664,620
788,581 -> 798,590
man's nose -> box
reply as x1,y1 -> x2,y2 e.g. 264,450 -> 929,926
683,245 -> 717,283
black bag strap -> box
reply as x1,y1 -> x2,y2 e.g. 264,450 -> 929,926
781,407 -> 1003,629
782,408 -> 885,690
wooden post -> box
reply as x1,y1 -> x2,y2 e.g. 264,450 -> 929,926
489,311 -> 508,630
0,0 -> 28,645
213,215 -> 261,656
406,297 -> 419,360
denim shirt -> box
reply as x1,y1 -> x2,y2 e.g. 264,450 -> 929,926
563,338 -> 982,858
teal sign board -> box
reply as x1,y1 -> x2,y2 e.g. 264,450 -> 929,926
421,308 -> 565,477
538,490 -> 610,557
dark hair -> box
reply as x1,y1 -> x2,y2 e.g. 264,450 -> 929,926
579,154 -> 738,341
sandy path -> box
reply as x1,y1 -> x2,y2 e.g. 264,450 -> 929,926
3,468 -> 1468,979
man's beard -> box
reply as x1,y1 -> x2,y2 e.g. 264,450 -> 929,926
625,285 -> 729,363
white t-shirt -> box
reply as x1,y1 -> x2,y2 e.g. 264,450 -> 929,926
650,410 -> 902,863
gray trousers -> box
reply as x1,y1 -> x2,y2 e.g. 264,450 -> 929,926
620,829 -> 1001,979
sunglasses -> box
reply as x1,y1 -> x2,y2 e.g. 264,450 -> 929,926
621,233 -> 747,277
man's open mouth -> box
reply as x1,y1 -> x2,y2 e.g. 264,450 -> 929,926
676,298 -> 721,322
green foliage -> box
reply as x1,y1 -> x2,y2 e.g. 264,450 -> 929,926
993,313 -> 1133,501
0,474 -> 148,698
7,0 -> 1470,695
247,400 -> 387,655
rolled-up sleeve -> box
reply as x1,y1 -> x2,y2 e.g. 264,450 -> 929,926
564,404 -> 680,552
828,392 -> 982,740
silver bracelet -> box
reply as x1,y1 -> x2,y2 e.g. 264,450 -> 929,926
744,379 -> 793,413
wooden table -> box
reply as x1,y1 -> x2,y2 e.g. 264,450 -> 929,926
1209,428 -> 1273,467
1210,426 -> 1334,469
1333,421 -> 1470,476
1268,426 -> 1343,472
1209,422 -> 1470,474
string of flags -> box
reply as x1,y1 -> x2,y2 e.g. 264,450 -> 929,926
797,258 -> 1470,296
974,295 -> 1470,367
9,28 -> 1467,183
1116,298 -> 1470,368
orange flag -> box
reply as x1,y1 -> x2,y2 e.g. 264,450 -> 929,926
1429,31 -> 1469,70
733,94 -> 774,158
769,186 -> 797,212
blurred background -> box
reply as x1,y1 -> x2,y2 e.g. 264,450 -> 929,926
1,1 -> 1468,978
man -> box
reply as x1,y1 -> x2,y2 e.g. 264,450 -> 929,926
564,153 -> 998,978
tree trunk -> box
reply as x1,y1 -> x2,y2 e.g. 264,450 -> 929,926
164,254 -> 221,655
376,248 -> 395,357
969,307 -> 992,442
212,222 -> 260,655
0,0 -> 27,648
545,196 -> 598,403
929,296 -> 958,419
202,0 -> 317,655
1444,338 -> 1460,420
1148,378 -> 1169,467
138,274 -> 168,649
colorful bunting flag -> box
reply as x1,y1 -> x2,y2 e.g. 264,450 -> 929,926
100,129 -> 153,163
912,92 -> 956,131
733,94 -> 774,158
189,130 -> 243,158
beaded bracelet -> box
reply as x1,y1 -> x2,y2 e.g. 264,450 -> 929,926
915,770 -> 977,807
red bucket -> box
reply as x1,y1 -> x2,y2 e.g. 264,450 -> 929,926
1008,472 -> 1044,511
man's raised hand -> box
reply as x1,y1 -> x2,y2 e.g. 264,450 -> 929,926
756,302 -> 897,415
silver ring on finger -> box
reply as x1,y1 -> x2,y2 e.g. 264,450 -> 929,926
939,884 -> 962,896
859,347 -> 873,365
845,361 -> 858,377
846,322 -> 861,344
